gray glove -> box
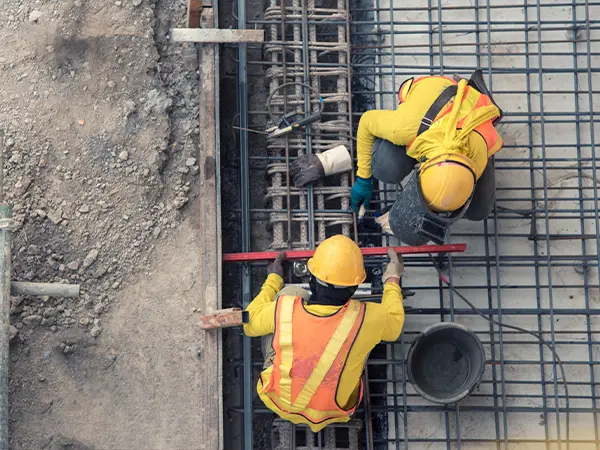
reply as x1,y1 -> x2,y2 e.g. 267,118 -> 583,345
267,251 -> 286,277
291,154 -> 324,187
291,145 -> 352,187
383,248 -> 404,283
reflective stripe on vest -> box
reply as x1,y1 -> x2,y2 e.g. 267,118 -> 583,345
263,295 -> 366,425
401,76 -> 503,158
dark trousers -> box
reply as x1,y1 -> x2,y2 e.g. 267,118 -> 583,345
371,139 -> 495,221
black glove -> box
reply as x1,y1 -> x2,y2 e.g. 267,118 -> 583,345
290,154 -> 325,187
267,251 -> 286,278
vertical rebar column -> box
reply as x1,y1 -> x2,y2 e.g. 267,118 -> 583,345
534,0 -> 562,442
307,0 -> 326,243
268,1 -> 284,249
584,0 -> 600,443
0,204 -> 11,449
300,0 -> 316,248
336,0 -> 350,238
293,0 -> 309,247
236,0 -> 253,445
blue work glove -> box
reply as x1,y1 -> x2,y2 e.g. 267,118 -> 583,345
351,176 -> 373,213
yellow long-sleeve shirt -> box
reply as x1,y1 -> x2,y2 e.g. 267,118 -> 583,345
244,274 -> 404,415
356,76 -> 493,179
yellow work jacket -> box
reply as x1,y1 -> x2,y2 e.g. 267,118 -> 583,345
356,76 -> 503,180
244,274 -> 404,431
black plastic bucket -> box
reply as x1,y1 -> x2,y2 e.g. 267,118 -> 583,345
407,322 -> 485,404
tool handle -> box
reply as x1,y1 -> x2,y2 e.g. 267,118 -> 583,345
293,112 -> 321,128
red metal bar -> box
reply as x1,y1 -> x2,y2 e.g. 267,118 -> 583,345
222,243 -> 467,262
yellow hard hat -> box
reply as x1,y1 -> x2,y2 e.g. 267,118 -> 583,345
419,154 -> 476,212
307,235 -> 366,286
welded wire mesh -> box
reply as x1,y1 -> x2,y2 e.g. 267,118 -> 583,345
351,0 -> 600,448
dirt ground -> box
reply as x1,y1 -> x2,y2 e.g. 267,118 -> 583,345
0,0 -> 208,447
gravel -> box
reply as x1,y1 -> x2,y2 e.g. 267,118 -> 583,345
28,10 -> 44,22
22,315 -> 42,327
1,0 -> 200,350
82,249 -> 99,269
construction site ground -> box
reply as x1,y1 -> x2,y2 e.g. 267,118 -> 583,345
0,0 -> 214,448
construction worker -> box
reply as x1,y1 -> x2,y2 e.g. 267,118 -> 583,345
243,235 -> 404,432
350,70 -> 503,244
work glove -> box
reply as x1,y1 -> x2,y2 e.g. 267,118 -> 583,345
291,145 -> 352,187
375,211 -> 393,234
382,248 -> 404,283
267,251 -> 286,278
351,176 -> 373,213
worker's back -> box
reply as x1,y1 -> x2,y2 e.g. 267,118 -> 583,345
356,74 -> 503,181
244,236 -> 405,433
256,287 -> 404,432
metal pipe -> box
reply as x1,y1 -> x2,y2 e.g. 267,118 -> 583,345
11,282 -> 80,298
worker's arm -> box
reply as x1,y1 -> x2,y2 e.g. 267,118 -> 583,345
379,249 -> 405,341
380,282 -> 405,342
243,274 -> 284,337
356,105 -> 414,179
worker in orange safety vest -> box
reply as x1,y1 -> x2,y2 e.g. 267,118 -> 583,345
350,70 -> 504,245
243,235 -> 405,432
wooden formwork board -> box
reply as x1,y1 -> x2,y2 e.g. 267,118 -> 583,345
196,7 -> 223,450
187,0 -> 202,28
172,28 -> 264,43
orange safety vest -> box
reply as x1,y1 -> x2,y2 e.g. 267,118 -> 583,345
259,295 -> 366,431
399,76 -> 503,158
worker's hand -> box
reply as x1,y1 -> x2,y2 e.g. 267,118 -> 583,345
291,146 -> 352,187
382,248 -> 404,284
267,251 -> 286,278
351,176 -> 373,213
290,154 -> 325,187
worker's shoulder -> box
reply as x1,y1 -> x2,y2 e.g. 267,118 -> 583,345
410,75 -> 455,96
416,75 -> 455,86
357,301 -> 388,325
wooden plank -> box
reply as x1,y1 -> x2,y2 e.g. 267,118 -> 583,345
171,28 -> 264,43
199,308 -> 244,330
187,0 -> 203,28
196,7 -> 223,450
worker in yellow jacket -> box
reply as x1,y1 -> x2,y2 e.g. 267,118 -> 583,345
351,70 -> 503,243
244,235 -> 404,432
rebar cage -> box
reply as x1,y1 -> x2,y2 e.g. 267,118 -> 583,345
230,0 -> 600,448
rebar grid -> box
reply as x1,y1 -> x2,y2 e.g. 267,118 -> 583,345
350,0 -> 600,448
233,0 -> 600,448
